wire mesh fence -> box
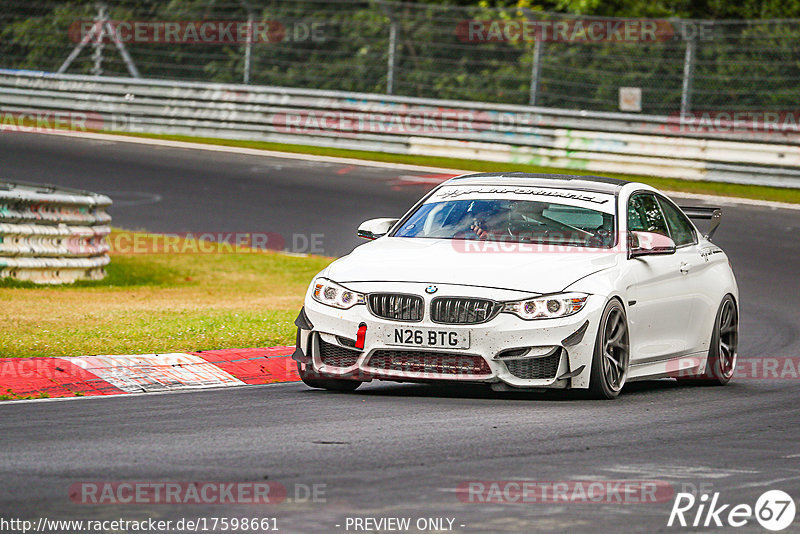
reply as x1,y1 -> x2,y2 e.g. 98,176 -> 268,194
1,0 -> 798,115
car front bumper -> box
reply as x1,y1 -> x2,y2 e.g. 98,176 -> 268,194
294,283 -> 604,390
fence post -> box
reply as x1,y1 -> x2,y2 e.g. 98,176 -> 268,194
57,0 -> 139,77
243,13 -> 254,84
529,39 -> 543,106
91,2 -> 107,76
387,19 -> 398,95
680,34 -> 696,115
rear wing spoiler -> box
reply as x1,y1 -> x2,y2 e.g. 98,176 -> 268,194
680,206 -> 722,239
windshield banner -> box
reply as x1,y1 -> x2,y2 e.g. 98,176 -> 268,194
426,186 -> 616,214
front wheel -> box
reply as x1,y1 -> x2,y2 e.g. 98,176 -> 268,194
297,362 -> 362,392
588,300 -> 630,399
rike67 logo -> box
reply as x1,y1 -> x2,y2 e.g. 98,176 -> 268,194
668,490 -> 796,531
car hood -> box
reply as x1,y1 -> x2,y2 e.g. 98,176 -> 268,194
327,237 -> 620,294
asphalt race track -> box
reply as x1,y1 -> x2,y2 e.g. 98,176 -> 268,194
1,132 -> 799,532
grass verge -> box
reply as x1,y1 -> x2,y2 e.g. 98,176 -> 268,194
116,132 -> 800,204
0,390 -> 50,401
0,230 -> 331,358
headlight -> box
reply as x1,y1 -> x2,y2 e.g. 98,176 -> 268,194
503,293 -> 588,320
311,278 -> 365,310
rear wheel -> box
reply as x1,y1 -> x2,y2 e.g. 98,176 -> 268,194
296,362 -> 361,392
588,300 -> 630,399
691,295 -> 738,385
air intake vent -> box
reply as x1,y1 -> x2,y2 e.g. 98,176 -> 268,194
430,297 -> 501,324
368,293 -> 424,322
367,350 -> 491,376
318,337 -> 360,368
504,350 -> 562,380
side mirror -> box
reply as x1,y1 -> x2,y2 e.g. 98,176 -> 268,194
357,218 -> 399,240
628,231 -> 676,258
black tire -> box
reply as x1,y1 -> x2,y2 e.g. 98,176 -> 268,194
688,295 -> 738,385
296,362 -> 362,392
588,300 -> 630,399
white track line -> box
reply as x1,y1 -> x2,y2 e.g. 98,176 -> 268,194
0,380 -> 300,406
37,130 -> 465,174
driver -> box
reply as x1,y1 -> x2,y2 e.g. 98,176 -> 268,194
468,200 -> 511,239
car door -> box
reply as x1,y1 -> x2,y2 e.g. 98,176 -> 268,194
625,192 -> 695,362
655,195 -> 712,355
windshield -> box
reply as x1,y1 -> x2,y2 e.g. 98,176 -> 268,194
394,187 -> 617,248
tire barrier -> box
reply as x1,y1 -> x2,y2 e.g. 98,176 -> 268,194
0,180 -> 111,284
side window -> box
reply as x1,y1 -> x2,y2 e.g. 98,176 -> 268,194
628,194 -> 668,236
627,195 -> 647,231
657,197 -> 697,246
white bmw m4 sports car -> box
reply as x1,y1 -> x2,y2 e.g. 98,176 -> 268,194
292,173 -> 739,399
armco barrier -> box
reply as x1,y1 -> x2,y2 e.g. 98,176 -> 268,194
0,181 -> 111,284
1,70 -> 799,188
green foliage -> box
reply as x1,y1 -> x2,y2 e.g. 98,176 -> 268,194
1,1 -> 798,112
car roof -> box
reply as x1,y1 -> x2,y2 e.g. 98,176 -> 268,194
444,172 -> 629,194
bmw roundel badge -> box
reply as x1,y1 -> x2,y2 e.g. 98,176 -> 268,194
425,285 -> 438,294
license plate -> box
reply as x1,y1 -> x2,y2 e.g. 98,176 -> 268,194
386,327 -> 469,349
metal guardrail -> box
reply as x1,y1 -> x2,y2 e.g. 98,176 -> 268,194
1,70 -> 799,188
0,180 -> 111,284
